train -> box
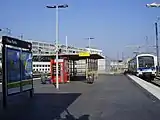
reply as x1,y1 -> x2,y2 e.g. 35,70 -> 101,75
127,53 -> 157,80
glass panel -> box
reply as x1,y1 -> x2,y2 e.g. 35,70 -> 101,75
138,56 -> 154,68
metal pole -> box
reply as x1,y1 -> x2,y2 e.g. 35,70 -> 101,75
66,36 -> 68,53
88,38 -> 90,52
155,22 -> 159,74
56,6 -> 59,89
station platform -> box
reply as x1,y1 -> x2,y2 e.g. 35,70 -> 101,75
0,74 -> 160,120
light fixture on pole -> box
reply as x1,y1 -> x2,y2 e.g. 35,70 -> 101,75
146,4 -> 160,74
85,37 -> 94,52
46,4 -> 68,89
146,2 -> 160,8
0,28 -> 11,36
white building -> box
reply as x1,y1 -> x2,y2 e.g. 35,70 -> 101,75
0,37 -> 105,73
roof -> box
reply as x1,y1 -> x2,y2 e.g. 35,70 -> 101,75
33,53 -> 104,61
60,53 -> 104,60
136,53 -> 156,57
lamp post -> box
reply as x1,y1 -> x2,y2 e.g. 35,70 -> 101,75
155,22 -> 159,74
0,28 -> 11,36
85,37 -> 94,52
66,36 -> 68,53
46,4 -> 68,89
146,3 -> 160,74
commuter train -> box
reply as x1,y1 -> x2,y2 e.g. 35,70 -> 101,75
128,53 -> 157,80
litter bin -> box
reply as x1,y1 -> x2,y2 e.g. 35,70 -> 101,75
41,74 -> 46,84
87,73 -> 94,84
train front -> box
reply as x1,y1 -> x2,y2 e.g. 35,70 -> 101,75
137,55 -> 156,79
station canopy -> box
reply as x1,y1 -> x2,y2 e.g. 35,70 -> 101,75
33,53 -> 104,62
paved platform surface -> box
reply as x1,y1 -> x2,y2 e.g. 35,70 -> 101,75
0,75 -> 160,120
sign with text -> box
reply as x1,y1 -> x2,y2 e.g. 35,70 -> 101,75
79,52 -> 90,57
2,36 -> 33,96
2,36 -> 33,108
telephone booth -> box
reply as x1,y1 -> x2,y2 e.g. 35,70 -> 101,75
50,58 -> 70,83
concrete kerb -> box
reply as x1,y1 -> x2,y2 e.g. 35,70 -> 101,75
127,74 -> 160,101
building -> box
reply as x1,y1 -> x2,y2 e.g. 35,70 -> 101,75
27,40 -> 104,73
0,37 -> 105,73
26,39 -> 92,55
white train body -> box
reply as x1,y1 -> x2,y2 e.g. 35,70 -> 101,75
128,53 -> 157,78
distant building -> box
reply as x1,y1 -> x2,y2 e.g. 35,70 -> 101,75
26,39 -> 104,73
0,37 -> 105,73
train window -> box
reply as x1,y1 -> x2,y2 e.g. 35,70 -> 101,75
138,56 -> 154,68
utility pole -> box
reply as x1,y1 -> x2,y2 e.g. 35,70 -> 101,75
46,4 -> 68,89
155,22 -> 159,74
145,36 -> 148,52
65,36 -> 68,53
122,52 -> 124,61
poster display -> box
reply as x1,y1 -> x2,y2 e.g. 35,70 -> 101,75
6,48 -> 21,95
21,51 -> 33,91
2,36 -> 33,108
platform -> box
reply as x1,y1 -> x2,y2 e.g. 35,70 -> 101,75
0,75 -> 160,120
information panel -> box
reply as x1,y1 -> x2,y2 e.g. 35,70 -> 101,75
21,51 -> 33,91
6,48 -> 21,95
2,36 -> 33,108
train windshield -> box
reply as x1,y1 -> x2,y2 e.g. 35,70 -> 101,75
138,56 -> 154,68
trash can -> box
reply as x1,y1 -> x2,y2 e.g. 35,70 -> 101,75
87,73 -> 94,84
41,73 -> 46,84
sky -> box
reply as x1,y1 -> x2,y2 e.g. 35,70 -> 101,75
0,0 -> 160,59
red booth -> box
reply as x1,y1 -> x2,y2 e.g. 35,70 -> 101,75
50,58 -> 69,83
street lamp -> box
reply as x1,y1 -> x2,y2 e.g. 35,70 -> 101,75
46,4 -> 68,89
146,4 -> 160,74
85,37 -> 94,52
146,2 -> 160,8
0,28 -> 11,36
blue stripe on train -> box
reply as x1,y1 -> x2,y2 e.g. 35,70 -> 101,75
138,67 -> 155,71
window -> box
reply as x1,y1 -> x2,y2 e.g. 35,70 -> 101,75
138,56 -> 154,68
39,43 -> 43,46
32,42 -> 38,45
44,44 -> 49,47
33,65 -> 35,67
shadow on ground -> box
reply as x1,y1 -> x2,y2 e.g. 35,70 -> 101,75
70,75 -> 86,82
0,92 -> 89,120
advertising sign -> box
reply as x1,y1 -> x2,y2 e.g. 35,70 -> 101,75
6,48 -> 21,95
21,51 -> 33,91
2,36 -> 33,108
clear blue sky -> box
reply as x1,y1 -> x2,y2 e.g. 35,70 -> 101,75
0,0 -> 160,59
